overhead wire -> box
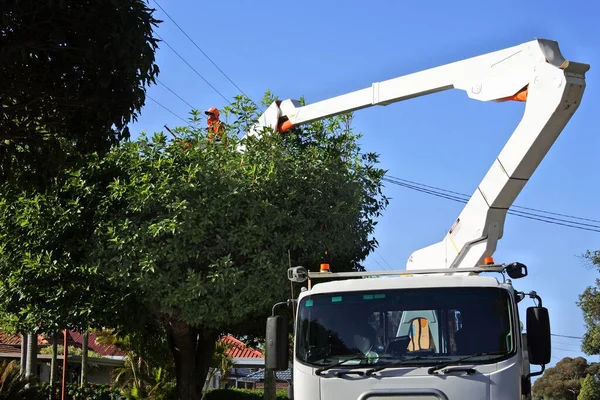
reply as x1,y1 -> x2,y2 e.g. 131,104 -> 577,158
152,0 -> 264,112
154,32 -> 230,103
157,78 -> 197,111
382,175 -> 600,233
375,249 -> 394,270
386,176 -> 600,224
146,95 -> 188,125
552,333 -> 583,340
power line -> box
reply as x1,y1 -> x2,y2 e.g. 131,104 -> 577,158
153,0 -> 263,112
154,32 -> 230,103
552,333 -> 583,340
385,175 -> 600,224
157,78 -> 197,111
375,249 -> 394,270
146,94 -> 188,124
553,346 -> 584,353
370,256 -> 388,271
382,175 -> 600,233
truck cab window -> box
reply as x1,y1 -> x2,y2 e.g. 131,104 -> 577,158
296,287 -> 514,367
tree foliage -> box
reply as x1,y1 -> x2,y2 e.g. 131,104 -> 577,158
532,357 -> 599,400
578,250 -> 600,355
578,374 -> 600,400
0,0 -> 160,187
0,94 -> 388,400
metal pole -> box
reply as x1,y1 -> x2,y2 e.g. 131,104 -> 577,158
61,330 -> 68,400
50,332 -> 58,399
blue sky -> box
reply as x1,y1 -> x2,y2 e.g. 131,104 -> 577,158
130,0 -> 600,368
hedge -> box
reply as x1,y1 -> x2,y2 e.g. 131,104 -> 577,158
33,382 -> 126,400
203,388 -> 289,400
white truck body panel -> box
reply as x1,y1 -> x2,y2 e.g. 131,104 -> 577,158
293,356 -> 522,400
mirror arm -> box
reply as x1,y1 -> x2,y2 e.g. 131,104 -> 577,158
272,301 -> 289,317
272,299 -> 297,316
524,291 -> 543,307
526,364 -> 545,380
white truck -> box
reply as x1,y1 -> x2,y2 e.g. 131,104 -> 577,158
253,38 -> 589,399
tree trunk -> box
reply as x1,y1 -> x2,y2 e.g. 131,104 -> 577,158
20,334 -> 28,374
166,319 -> 219,400
25,333 -> 37,378
81,330 -> 89,384
25,332 -> 37,390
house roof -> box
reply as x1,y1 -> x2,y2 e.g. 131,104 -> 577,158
68,331 -> 125,357
0,330 -> 261,360
243,368 -> 292,381
0,331 -> 53,354
0,330 -> 123,357
220,336 -> 263,359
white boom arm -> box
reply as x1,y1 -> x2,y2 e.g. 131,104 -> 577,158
245,38 -> 589,271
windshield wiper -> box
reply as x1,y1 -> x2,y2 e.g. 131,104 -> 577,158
315,356 -> 367,375
364,355 -> 446,376
427,351 -> 506,375
315,355 -> 395,375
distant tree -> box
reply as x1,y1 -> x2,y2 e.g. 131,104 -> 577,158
532,357 -> 598,400
0,0 -> 160,188
578,374 -> 600,400
578,250 -> 600,355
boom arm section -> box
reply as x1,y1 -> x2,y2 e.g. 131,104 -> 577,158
245,39 -> 589,271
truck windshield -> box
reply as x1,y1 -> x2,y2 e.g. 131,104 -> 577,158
296,286 -> 515,367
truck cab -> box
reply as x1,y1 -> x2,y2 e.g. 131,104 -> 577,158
267,264 -> 551,400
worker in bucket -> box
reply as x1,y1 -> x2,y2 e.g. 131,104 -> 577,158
204,107 -> 225,142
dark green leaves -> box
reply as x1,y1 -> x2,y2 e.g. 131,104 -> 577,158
0,0 -> 161,188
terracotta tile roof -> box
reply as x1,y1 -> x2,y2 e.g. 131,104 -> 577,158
1,331 -> 256,360
68,331 -> 124,357
220,335 -> 263,359
0,330 -> 123,357
0,331 -> 50,347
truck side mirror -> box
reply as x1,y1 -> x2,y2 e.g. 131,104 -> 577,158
266,315 -> 289,371
526,306 -> 551,365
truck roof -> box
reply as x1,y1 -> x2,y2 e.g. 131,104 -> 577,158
305,274 -> 503,296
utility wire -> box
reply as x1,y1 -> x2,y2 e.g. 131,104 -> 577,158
146,95 -> 188,125
382,176 -> 600,233
154,32 -> 230,103
157,78 -> 197,111
370,256 -> 388,271
552,333 -> 583,340
385,175 -> 600,224
375,249 -> 394,270
153,0 -> 264,112
553,346 -> 584,353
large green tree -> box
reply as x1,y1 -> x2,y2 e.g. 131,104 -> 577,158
0,94 -> 388,400
0,0 -> 160,187
532,356 -> 599,400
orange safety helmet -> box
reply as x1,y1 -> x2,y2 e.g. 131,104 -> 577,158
205,107 -> 220,120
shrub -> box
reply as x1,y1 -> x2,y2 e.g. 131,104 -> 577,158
203,388 -> 289,400
34,382 -> 126,400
